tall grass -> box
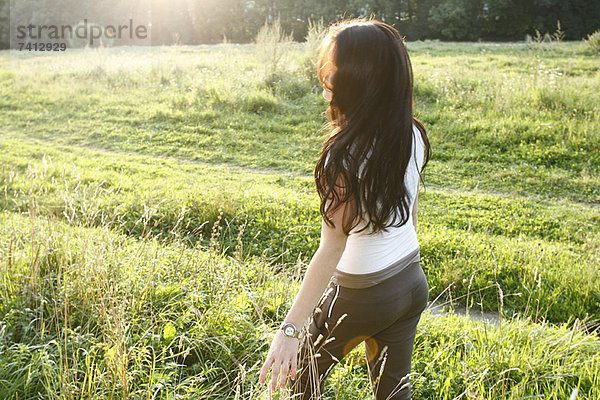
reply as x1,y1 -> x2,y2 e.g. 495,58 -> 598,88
583,29 -> 600,54
1,209 -> 598,399
254,17 -> 295,86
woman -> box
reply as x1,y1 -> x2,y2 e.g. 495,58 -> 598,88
259,18 -> 430,400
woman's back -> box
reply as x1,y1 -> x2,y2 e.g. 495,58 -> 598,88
335,123 -> 425,275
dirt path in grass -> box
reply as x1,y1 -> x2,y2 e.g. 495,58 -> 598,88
427,302 -> 502,326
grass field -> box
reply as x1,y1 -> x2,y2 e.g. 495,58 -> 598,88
0,39 -> 599,399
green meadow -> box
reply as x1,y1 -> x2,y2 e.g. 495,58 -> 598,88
0,39 -> 599,399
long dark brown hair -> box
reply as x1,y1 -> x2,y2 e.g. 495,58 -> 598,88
314,18 -> 430,234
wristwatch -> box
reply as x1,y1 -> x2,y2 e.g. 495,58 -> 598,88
280,322 -> 300,338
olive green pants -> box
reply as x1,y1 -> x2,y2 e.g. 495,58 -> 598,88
290,261 -> 429,400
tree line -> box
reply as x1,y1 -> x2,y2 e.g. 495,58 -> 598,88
1,0 -> 599,48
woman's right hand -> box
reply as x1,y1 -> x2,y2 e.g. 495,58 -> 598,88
258,330 -> 299,391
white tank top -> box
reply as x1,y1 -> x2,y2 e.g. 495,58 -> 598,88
335,124 -> 425,275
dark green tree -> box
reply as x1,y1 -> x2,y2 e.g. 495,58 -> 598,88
428,0 -> 484,40
531,0 -> 600,39
0,0 -> 9,49
481,0 -> 534,40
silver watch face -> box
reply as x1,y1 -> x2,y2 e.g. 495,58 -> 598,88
284,326 -> 295,336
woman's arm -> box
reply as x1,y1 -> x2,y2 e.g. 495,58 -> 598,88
259,197 -> 351,392
412,182 -> 419,229
281,217 -> 348,330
